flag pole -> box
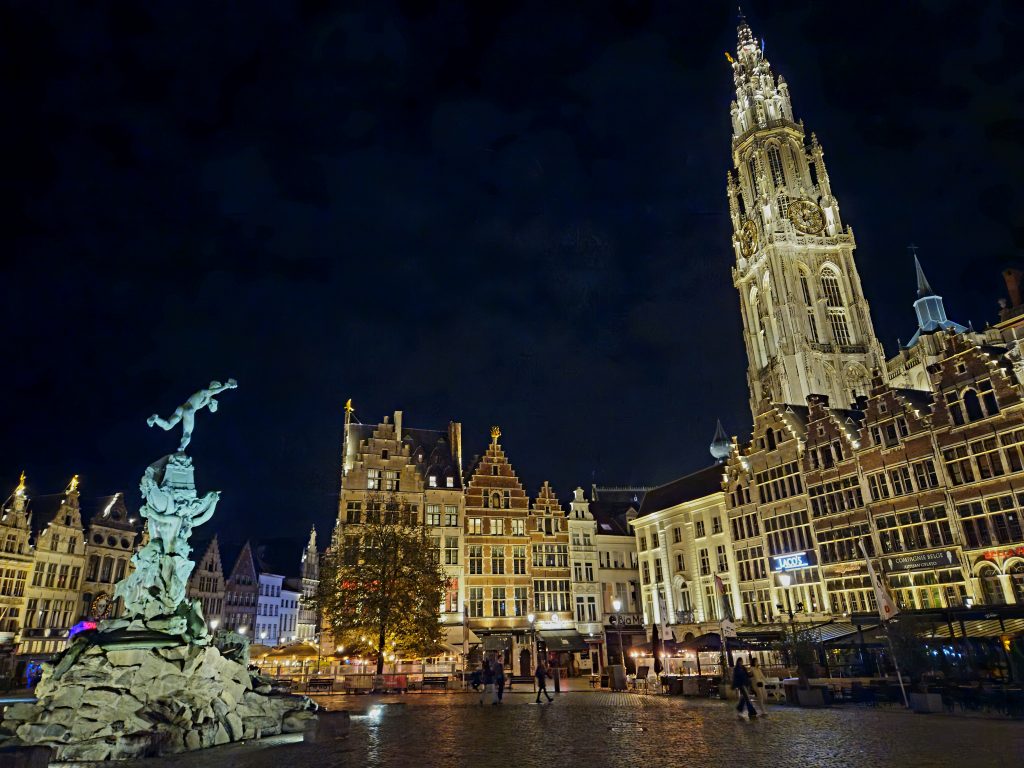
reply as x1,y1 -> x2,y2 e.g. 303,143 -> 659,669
859,540 -> 909,708
881,618 -> 909,708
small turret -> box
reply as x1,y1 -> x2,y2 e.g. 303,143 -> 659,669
908,252 -> 966,346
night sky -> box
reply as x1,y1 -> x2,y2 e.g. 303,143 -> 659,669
4,1 -> 1024,543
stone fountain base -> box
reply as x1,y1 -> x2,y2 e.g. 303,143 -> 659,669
0,635 -> 317,761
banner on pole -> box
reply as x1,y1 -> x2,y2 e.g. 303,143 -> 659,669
859,540 -> 900,621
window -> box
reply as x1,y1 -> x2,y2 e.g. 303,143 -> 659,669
513,587 -> 528,616
489,518 -> 503,536
641,562 -> 650,584
767,145 -> 785,188
383,470 -> 399,492
958,496 -> 1024,548
491,587 -> 507,617
345,502 -> 361,524
513,546 -> 527,574
673,527 -> 682,544
447,476 -> 455,488
943,446 -> 975,485
821,269 -> 843,307
912,459 -> 938,489
699,548 -> 711,576
748,156 -> 761,196
735,546 -> 767,581
877,506 -> 953,553
695,521 -> 706,538
491,546 -> 505,575
467,588 -> 483,617
888,466 -> 913,496
445,537 -> 459,565
639,536 -> 647,551
428,475 -> 437,488
584,562 -> 594,582
445,506 -> 459,527
712,517 -> 722,534
426,505 -> 441,527
675,553 -> 685,571
716,545 -> 729,572
867,472 -> 890,501
828,310 -> 852,346
576,596 -> 586,623
367,469 -> 380,490
754,461 -> 804,502
808,476 -> 863,518
467,517 -> 482,535
511,519 -> 525,536
533,579 -> 571,612
650,531 -> 659,548
971,437 -> 1005,479
777,193 -> 790,221
654,559 -> 663,583
468,546 -> 483,575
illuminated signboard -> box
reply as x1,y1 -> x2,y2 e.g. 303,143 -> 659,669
770,551 -> 813,572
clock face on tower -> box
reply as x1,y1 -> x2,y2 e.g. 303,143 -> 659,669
789,199 -> 825,234
739,219 -> 759,258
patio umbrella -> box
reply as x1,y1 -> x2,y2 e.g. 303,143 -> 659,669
651,624 -> 663,674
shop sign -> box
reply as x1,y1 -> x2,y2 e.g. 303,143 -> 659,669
607,614 -> 643,627
982,546 -> 1024,561
883,549 -> 959,573
770,551 -> 814,572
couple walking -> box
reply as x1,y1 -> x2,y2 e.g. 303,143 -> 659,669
731,657 -> 768,720
478,658 -> 506,705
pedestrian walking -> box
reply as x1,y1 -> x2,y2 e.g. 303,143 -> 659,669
535,661 -> 553,703
479,659 -> 494,706
493,660 -> 506,705
732,658 -> 757,720
749,657 -> 769,715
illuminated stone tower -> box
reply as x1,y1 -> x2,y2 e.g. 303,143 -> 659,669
727,13 -> 884,417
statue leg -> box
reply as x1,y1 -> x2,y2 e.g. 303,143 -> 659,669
178,411 -> 195,451
149,407 -> 184,430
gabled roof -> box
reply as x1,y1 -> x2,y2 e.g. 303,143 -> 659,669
26,494 -> 69,539
89,493 -> 141,533
636,465 -> 724,518
590,486 -> 649,506
350,422 -> 463,489
893,388 -> 934,416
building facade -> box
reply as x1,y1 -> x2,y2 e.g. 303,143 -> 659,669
21,479 -> 86,660
187,535 -> 225,628
297,527 -> 319,642
81,493 -> 140,621
336,408 -> 468,653
0,475 -> 33,647
223,541 -> 259,634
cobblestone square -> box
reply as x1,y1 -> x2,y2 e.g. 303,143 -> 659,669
90,691 -> 1024,768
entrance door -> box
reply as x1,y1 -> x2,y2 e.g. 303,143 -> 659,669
519,648 -> 531,677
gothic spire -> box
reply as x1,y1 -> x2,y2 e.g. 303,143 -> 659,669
914,253 -> 934,298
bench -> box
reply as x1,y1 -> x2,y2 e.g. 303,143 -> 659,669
420,676 -> 449,691
306,677 -> 335,694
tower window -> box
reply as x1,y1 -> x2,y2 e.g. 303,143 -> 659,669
828,311 -> 852,347
748,157 -> 761,197
767,145 -> 785,189
777,194 -> 789,221
821,269 -> 844,308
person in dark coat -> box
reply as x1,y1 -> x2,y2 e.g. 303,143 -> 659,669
479,659 -> 494,706
492,660 -> 506,704
535,661 -> 553,703
732,658 -> 757,719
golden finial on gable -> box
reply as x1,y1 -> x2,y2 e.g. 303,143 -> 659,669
67,474 -> 79,493
15,471 -> 26,496
490,426 -> 501,442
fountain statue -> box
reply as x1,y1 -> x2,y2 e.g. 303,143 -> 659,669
0,380 -> 316,760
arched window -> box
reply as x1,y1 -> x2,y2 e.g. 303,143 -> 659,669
748,286 -> 767,367
100,556 -> 113,583
821,267 -> 852,346
776,193 -> 789,221
767,145 -> 785,188
799,270 -> 819,344
748,156 -> 761,196
1010,562 -> 1024,603
978,565 -> 1005,606
820,268 -> 844,307
963,389 -> 984,421
87,555 -> 99,582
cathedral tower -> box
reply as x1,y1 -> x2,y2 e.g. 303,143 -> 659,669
727,14 -> 884,416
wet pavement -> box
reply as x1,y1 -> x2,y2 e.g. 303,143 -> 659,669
59,689 -> 1024,768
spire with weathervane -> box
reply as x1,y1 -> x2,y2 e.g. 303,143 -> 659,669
726,10 -> 884,417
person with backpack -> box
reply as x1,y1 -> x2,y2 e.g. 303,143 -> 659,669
534,660 -> 553,703
732,658 -> 757,719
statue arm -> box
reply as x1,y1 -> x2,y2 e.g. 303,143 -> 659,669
189,491 -> 221,527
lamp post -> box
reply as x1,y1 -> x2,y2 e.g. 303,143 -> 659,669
776,572 -> 804,671
612,598 -> 625,667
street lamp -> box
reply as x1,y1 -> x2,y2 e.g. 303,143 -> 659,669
776,572 -> 804,668
612,598 -> 625,666
209,618 -> 219,631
